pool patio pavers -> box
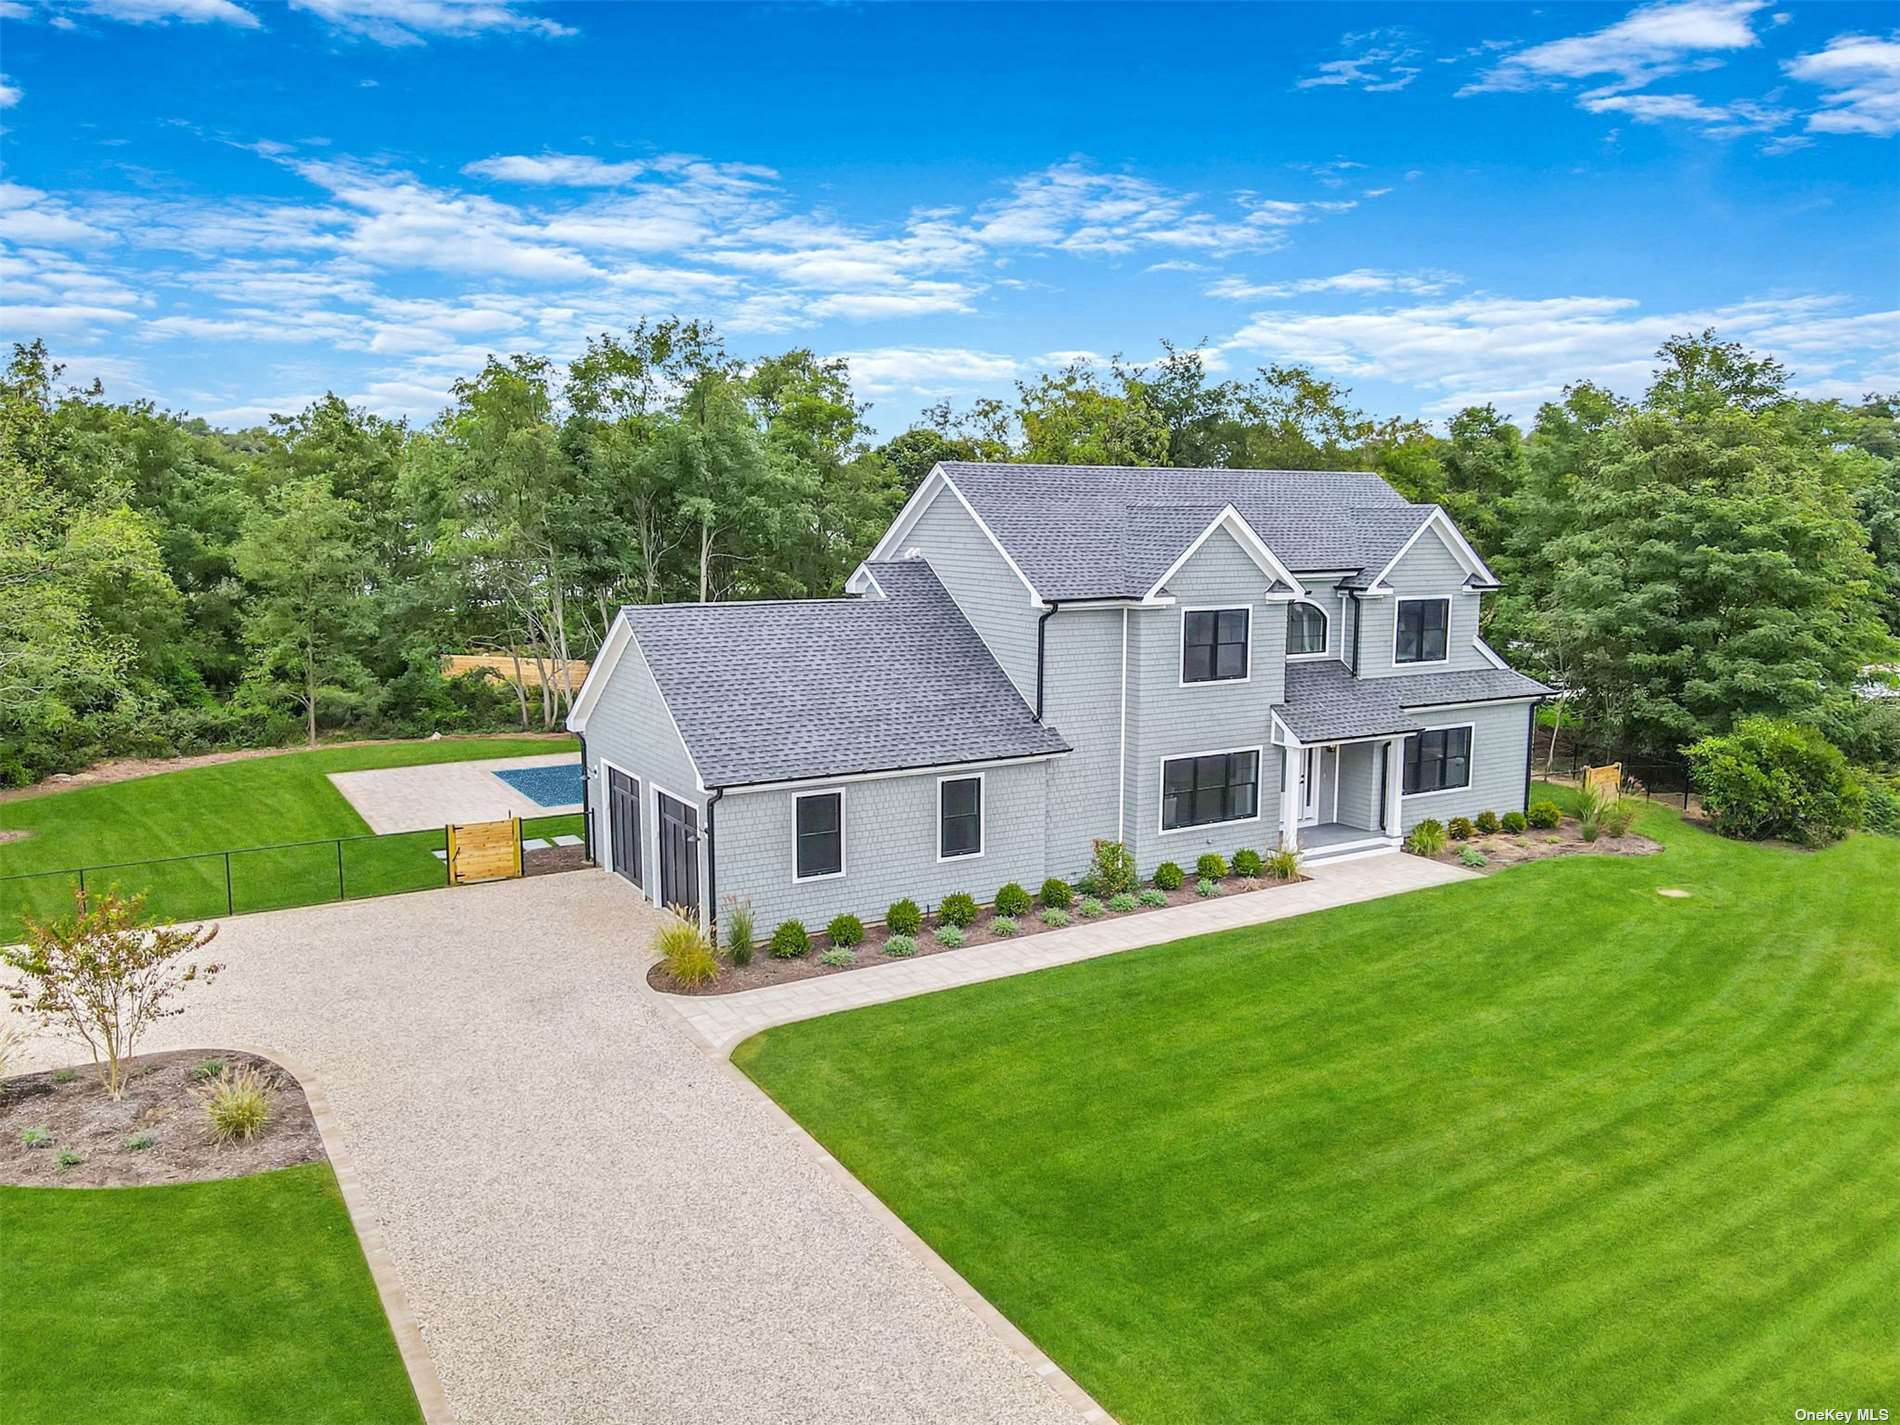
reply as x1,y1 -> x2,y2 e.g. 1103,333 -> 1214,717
328,752 -> 581,834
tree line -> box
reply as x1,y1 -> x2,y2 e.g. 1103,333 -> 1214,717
2,323 -> 1895,790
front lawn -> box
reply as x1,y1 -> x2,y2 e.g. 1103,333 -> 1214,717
0,1162 -> 422,1425
0,737 -> 574,934
737,795 -> 1899,1424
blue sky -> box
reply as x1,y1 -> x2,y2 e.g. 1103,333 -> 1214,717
1,0 -> 1895,435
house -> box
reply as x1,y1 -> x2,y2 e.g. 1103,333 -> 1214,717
567,462 -> 1550,930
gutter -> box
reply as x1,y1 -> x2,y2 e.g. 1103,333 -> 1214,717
1035,599 -> 1087,721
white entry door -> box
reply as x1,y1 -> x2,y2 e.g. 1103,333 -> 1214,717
1300,747 -> 1322,825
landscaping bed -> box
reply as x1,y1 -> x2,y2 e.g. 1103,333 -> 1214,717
0,1050 -> 321,1188
651,865 -> 1309,997
1411,812 -> 1662,873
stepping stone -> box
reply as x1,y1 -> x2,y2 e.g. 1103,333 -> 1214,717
552,834 -> 583,847
1656,887 -> 1691,898
523,838 -> 552,851
432,849 -> 447,861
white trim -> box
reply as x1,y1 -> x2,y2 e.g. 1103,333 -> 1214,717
935,771 -> 985,863
720,750 -> 1065,797
1392,596 -> 1453,667
1177,604 -> 1254,687
1285,598 -> 1332,661
1156,743 -> 1265,838
1142,504 -> 1300,602
1367,507 -> 1496,591
1269,710 -> 1301,748
1300,839 -> 1404,865
844,564 -> 886,598
1117,608 -> 1128,846
651,781 -> 699,911
864,466 -> 1043,606
1333,746 -> 1342,820
1397,721 -> 1477,800
565,615 -> 630,735
791,787 -> 848,884
1474,636 -> 1510,670
1299,746 -> 1322,825
598,757 -> 644,898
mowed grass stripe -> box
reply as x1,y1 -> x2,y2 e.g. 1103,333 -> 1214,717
737,794 -> 1898,1425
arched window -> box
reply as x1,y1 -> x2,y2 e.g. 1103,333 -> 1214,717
1287,601 -> 1328,656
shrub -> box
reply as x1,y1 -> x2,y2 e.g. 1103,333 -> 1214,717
770,920 -> 811,959
1195,852 -> 1228,880
1863,776 -> 1900,836
1137,888 -> 1168,908
1526,800 -> 1562,830
1194,876 -> 1219,897
1447,816 -> 1474,841
826,913 -> 865,949
126,1130 -> 156,1151
1087,839 -> 1140,896
938,892 -> 979,928
55,1149 -> 82,1172
1152,861 -> 1185,891
1500,811 -> 1528,834
1265,848 -> 1300,881
990,915 -> 1019,937
993,882 -> 1032,917
3,891 -> 223,1100
885,898 -> 923,936
1039,878 -> 1073,910
21,1125 -> 51,1149
819,948 -> 856,968
1576,781 -> 1606,842
1459,847 -> 1488,868
51,1067 -> 76,1085
883,935 -> 917,958
1077,897 -> 1105,918
1107,892 -> 1138,912
1474,810 -> 1500,835
191,1058 -> 226,1082
1601,798 -> 1638,838
1039,908 -> 1071,928
656,920 -> 720,987
722,898 -> 755,967
1406,819 -> 1447,856
1231,848 -> 1264,878
200,1065 -> 274,1144
1687,717 -> 1865,845
935,925 -> 966,949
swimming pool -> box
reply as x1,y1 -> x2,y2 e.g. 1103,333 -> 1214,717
492,762 -> 583,808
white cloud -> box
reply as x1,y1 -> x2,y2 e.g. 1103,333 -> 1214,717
463,153 -> 647,186
1460,0 -> 1766,95
288,0 -> 573,45
1579,90 -> 1791,133
1297,31 -> 1422,92
0,73 -> 20,108
77,0 -> 260,25
1785,32 -> 1900,137
0,183 -> 116,244
1207,268 -> 1461,301
834,346 -> 1023,397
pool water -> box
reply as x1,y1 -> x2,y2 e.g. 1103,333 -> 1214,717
492,762 -> 583,807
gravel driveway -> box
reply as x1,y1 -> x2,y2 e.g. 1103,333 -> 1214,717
15,872 -> 1076,1425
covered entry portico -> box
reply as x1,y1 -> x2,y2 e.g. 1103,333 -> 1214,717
1275,733 -> 1406,860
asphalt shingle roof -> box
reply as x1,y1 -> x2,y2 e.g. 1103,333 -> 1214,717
939,462 -> 1436,599
620,560 -> 1070,788
1275,660 -> 1553,744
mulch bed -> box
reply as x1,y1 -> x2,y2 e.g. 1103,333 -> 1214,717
1418,814 -> 1663,874
0,1049 -> 323,1188
651,873 -> 1309,997
525,843 -> 590,876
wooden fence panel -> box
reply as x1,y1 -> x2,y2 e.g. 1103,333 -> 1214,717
1582,763 -> 1623,796
447,817 -> 522,885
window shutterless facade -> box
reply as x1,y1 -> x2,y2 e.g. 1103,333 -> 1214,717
792,790 -> 844,880
1161,749 -> 1260,832
1403,726 -> 1472,794
1395,597 -> 1450,664
1182,608 -> 1249,684
1287,601 -> 1328,656
938,774 -> 983,860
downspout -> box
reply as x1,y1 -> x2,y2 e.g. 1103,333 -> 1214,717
1346,589 -> 1363,677
1034,601 -> 1077,721
577,732 -> 593,864
704,786 -> 725,934
1522,699 -> 1541,813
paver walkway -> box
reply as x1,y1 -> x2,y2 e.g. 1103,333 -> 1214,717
667,852 -> 1476,1052
328,752 -> 580,833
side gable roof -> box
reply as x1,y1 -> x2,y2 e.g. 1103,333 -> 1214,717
1274,660 -> 1552,744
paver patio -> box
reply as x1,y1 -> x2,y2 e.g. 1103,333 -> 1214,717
327,752 -> 580,833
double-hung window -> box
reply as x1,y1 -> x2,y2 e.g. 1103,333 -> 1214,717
793,791 -> 843,880
1182,608 -> 1249,683
1287,602 -> 1328,656
1395,597 -> 1450,664
1403,727 -> 1472,795
1161,750 -> 1260,831
938,775 -> 982,860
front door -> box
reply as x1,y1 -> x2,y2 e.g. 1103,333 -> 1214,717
657,791 -> 699,911
1300,747 -> 1323,825
606,767 -> 641,887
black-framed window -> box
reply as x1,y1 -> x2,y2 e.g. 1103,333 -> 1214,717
1183,608 -> 1249,683
939,776 -> 982,859
1287,602 -> 1327,656
1162,750 -> 1260,831
794,792 -> 843,879
1404,727 -> 1471,795
1395,598 -> 1450,664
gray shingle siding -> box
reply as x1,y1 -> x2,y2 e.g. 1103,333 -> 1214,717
1040,607 -> 1125,876
1397,700 -> 1534,833
905,490 -> 1040,702
715,759 -> 1049,931
1356,529 -> 1490,678
1335,742 -> 1385,832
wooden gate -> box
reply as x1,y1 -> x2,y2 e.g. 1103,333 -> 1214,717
446,816 -> 522,885
1582,762 -> 1623,797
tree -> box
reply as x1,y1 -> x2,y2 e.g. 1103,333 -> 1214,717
1015,361 -> 1169,467
3,890 -> 222,1099
1685,717 -> 1863,844
234,476 -> 375,744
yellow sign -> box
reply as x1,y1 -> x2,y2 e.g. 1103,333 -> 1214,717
446,816 -> 523,885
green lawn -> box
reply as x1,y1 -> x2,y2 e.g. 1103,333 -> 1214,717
737,792 -> 1900,1425
0,737 -> 576,935
0,1162 -> 423,1425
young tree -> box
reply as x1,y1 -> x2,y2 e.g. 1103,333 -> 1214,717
3,890 -> 222,1099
